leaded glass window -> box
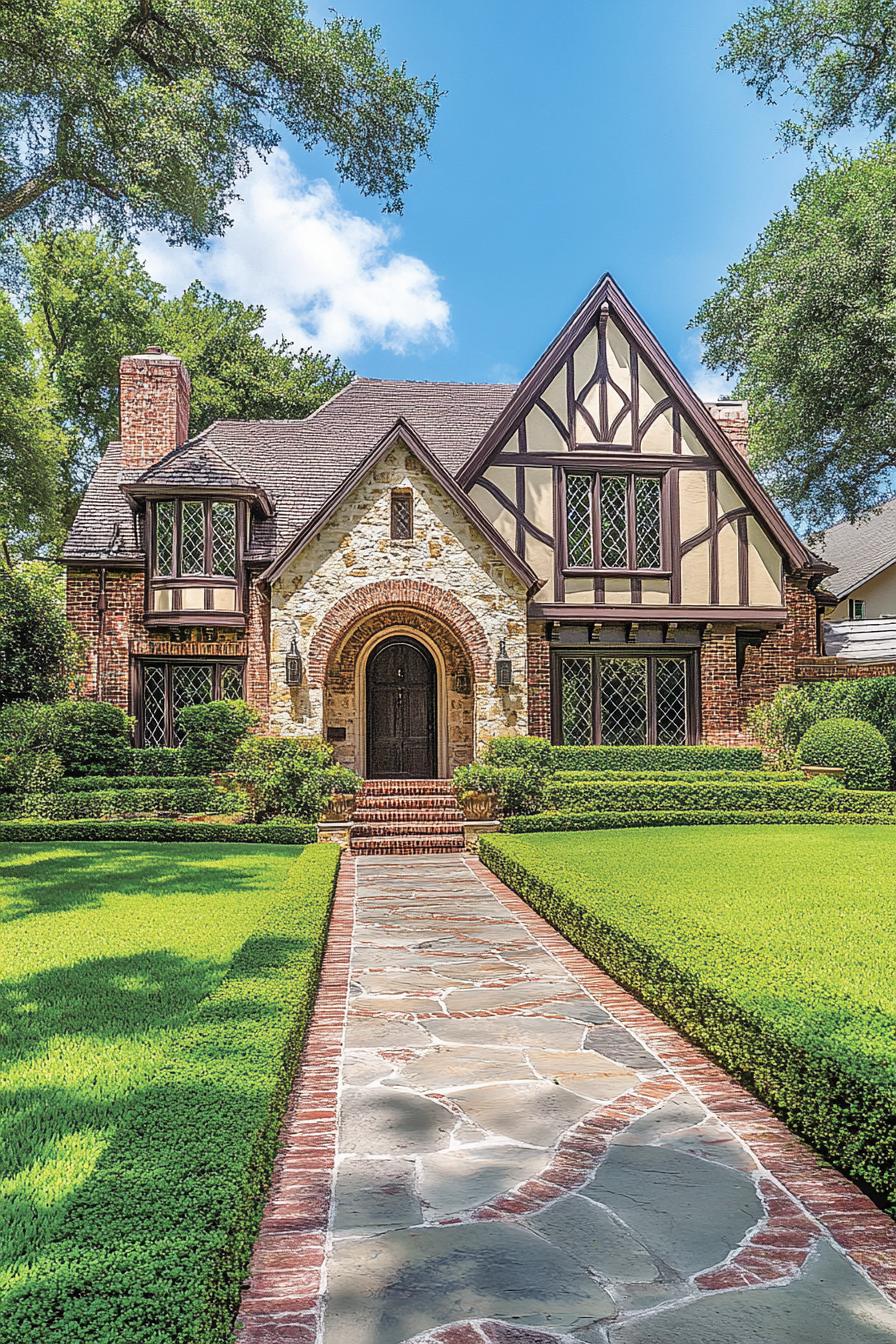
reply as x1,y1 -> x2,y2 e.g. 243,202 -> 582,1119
212,501 -> 236,576
634,477 -> 662,569
139,661 -> 244,745
599,657 -> 647,745
655,657 -> 688,746
180,502 -> 206,574
561,658 -> 594,746
390,490 -> 413,540
565,475 -> 594,566
155,500 -> 175,575
142,664 -> 168,747
599,476 -> 628,568
220,665 -> 244,699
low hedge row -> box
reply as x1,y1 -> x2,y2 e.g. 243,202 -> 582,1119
54,773 -> 211,793
543,777 -> 896,816
0,842 -> 339,1344
547,744 -> 763,772
0,818 -> 317,844
0,784 -> 240,820
501,809 -> 896,833
128,747 -> 186,776
478,831 -> 896,1211
551,768 -> 808,783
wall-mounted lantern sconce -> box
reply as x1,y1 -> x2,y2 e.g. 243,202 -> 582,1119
495,638 -> 512,689
285,635 -> 304,687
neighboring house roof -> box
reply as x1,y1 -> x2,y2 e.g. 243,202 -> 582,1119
824,617 -> 896,660
259,417 -> 542,594
812,496 -> 896,599
62,378 -> 516,563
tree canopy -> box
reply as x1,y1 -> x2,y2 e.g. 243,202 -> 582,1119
1,229 -> 350,560
0,0 -> 440,244
695,145 -> 896,529
720,0 -> 896,150
0,563 -> 81,705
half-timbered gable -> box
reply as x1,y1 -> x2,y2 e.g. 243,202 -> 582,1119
461,275 -> 808,619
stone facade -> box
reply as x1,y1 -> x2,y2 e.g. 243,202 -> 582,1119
269,441 -> 530,772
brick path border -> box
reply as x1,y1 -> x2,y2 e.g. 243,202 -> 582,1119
468,855 -> 896,1303
236,857 -> 356,1343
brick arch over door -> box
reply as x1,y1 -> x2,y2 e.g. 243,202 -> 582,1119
307,580 -> 492,688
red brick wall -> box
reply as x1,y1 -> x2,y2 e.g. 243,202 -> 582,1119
66,568 -> 145,709
245,581 -> 271,728
527,626 -> 551,739
699,627 -> 743,744
705,401 -> 749,459
797,658 -> 896,681
119,350 -> 191,470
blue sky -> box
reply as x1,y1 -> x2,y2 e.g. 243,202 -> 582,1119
144,0 -> 813,395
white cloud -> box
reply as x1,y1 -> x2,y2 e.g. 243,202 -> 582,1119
139,149 -> 451,358
679,330 -> 734,402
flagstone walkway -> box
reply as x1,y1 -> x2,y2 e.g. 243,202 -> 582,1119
237,854 -> 896,1344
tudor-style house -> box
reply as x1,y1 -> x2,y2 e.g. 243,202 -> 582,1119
63,275 -> 834,776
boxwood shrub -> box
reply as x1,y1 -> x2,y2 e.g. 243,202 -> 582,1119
551,768 -> 808,783
797,717 -> 891,791
177,700 -> 259,774
128,747 -> 186,776
0,842 -> 339,1344
54,774 -> 211,793
1,783 -> 240,820
0,818 -> 316,844
500,808 -> 896,833
543,777 -> 896,816
548,744 -> 763,772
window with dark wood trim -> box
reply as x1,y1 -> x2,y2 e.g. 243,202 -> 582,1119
390,489 -> 413,541
147,498 -> 245,623
555,650 -> 695,746
138,660 -> 245,746
564,471 -> 665,573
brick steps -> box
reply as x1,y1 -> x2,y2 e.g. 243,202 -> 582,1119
350,778 -> 465,855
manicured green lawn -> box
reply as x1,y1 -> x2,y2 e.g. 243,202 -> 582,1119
482,824 -> 896,1209
0,841 -> 338,1343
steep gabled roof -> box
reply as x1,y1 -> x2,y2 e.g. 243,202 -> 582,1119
457,274 -> 818,574
813,496 -> 896,599
260,418 -> 543,594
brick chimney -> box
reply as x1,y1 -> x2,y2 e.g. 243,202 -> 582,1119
119,348 -> 191,470
705,400 -> 749,461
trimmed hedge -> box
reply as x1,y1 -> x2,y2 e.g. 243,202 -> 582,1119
54,774 -> 211,793
0,818 -> 316,844
797,717 -> 891,790
479,829 -> 896,1211
501,808 -> 896,833
0,842 -> 339,1343
543,777 -> 896,816
0,784 -> 241,820
551,768 -> 808,783
548,744 -> 763,772
128,747 -> 186,776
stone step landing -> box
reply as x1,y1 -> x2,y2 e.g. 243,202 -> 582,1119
350,778 -> 465,855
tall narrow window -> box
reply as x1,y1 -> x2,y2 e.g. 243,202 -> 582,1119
599,477 -> 629,568
565,475 -> 594,566
391,489 -> 413,540
211,501 -> 236,576
561,658 -> 594,746
180,501 -> 206,573
155,499 -> 175,575
634,477 -> 662,569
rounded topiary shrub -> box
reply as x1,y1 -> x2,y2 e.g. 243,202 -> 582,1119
797,717 -> 891,791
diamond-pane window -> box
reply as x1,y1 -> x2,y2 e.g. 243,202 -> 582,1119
212,502 -> 236,576
565,475 -> 594,567
155,501 -> 174,575
172,664 -> 214,744
391,490 -> 413,540
635,477 -> 662,569
180,502 -> 205,574
600,477 -> 628,568
220,665 -> 243,700
599,658 -> 647,745
655,658 -> 688,745
142,664 -> 168,747
561,658 -> 594,745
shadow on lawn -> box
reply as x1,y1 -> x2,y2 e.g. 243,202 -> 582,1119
0,845 -> 269,920
0,932 -> 312,1328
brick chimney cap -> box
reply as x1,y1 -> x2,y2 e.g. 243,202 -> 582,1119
144,345 -> 164,354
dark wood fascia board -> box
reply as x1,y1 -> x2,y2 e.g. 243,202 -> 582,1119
528,602 -> 789,626
60,556 -> 144,569
142,612 -> 247,630
259,417 -> 543,595
122,482 -> 274,517
458,273 -> 813,573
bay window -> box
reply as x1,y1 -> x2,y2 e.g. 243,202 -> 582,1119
148,498 -> 244,623
564,471 -> 665,572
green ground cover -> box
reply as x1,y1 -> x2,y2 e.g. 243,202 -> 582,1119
481,825 -> 896,1210
0,841 -> 338,1342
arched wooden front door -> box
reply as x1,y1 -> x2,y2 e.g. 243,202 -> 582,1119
366,636 -> 436,778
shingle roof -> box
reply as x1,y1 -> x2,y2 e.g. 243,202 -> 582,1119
62,377 -> 516,563
812,496 -> 896,599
